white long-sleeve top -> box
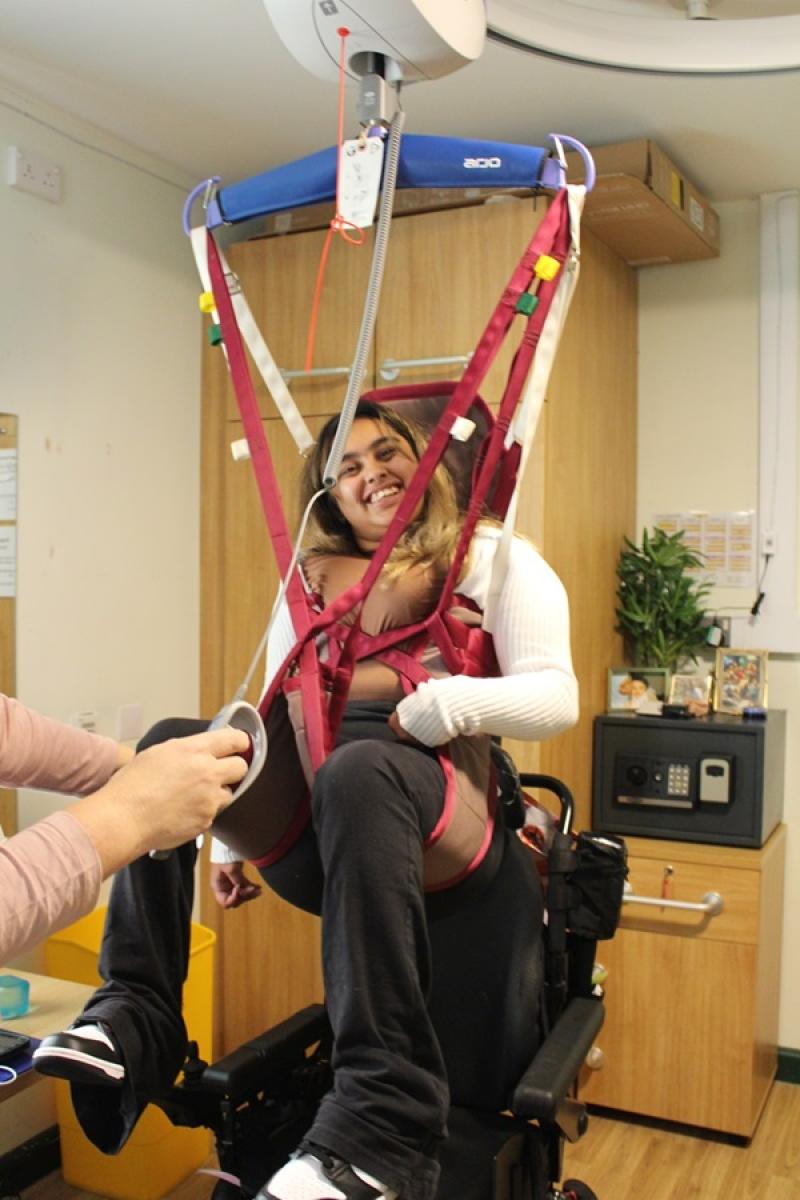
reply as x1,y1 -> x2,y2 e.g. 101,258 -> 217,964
211,526 -> 577,864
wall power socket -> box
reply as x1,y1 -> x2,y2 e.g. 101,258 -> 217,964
7,146 -> 62,204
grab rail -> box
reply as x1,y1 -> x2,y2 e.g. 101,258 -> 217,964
280,366 -> 351,381
379,354 -> 472,381
622,882 -> 724,917
276,354 -> 473,383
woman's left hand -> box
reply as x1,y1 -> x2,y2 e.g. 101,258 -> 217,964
210,861 -> 262,909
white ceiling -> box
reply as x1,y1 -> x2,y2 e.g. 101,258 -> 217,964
0,0 -> 798,201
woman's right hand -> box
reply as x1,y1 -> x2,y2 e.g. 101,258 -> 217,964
210,861 -> 262,909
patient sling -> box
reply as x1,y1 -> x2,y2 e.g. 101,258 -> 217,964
189,131 -> 590,887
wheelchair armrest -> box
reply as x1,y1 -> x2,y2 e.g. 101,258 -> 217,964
511,997 -> 604,1122
198,1004 -> 331,1100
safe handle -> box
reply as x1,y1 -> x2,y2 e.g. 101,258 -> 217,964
623,881 -> 724,917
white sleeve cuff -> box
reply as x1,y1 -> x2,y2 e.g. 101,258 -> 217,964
396,670 -> 579,746
210,836 -> 243,865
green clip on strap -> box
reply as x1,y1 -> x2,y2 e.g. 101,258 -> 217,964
515,293 -> 539,316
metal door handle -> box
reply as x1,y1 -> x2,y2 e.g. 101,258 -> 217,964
623,881 -> 724,917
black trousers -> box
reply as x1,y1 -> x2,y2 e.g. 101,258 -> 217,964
71,709 -> 505,1200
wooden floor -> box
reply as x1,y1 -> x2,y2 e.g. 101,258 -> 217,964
565,1082 -> 800,1199
22,1082 -> 800,1200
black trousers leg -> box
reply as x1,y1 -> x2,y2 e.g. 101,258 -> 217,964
69,718 -> 208,1154
68,707 -> 474,1200
264,737 -> 449,1200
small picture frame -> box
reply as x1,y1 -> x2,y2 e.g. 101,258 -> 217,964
608,667 -> 670,712
714,648 -> 768,714
668,673 -> 713,706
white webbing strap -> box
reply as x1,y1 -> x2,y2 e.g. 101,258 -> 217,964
190,226 -> 314,456
483,185 -> 586,632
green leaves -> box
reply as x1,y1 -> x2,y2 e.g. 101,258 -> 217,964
615,527 -> 711,670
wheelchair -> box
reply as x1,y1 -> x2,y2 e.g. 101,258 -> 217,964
156,767 -> 627,1200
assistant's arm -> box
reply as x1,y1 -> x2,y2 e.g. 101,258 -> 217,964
0,728 -> 248,962
0,694 -> 125,795
394,531 -> 579,746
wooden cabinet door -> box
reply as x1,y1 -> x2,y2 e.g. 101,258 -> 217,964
582,927 -> 758,1134
224,230 -> 376,422
580,829 -> 785,1137
375,200 -> 547,406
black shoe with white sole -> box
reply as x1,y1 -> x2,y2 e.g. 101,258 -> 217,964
259,1141 -> 398,1200
33,1022 -> 125,1086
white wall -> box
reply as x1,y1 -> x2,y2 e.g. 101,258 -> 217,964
638,198 -> 800,1049
0,78 -> 203,1151
0,81 -> 202,835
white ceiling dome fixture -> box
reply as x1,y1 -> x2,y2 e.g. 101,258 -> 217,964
262,0 -> 486,84
488,0 -> 800,74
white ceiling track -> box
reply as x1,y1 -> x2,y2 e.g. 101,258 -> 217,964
488,1 -> 800,74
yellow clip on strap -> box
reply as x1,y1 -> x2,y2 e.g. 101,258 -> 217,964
534,254 -> 561,282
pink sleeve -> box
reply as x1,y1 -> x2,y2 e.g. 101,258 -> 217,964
0,695 -> 119,796
0,811 -> 102,962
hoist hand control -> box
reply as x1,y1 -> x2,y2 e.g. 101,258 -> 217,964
149,701 -> 268,860
208,700 -> 268,801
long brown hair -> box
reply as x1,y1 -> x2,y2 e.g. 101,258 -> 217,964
300,401 -> 462,579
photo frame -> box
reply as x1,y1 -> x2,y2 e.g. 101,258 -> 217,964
608,667 -> 670,712
668,673 -> 713,706
714,648 -> 768,714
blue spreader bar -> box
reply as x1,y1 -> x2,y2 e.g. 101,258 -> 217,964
208,135 -> 551,228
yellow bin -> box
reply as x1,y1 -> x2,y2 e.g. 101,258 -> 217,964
45,907 -> 215,1200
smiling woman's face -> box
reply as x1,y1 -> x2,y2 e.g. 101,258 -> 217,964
331,418 -> 421,552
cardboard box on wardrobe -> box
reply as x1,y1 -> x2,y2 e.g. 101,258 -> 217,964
566,138 -> 720,266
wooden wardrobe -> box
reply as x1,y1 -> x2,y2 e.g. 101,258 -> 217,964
199,197 -> 637,1053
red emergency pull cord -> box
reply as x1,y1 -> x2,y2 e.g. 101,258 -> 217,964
304,26 -> 366,373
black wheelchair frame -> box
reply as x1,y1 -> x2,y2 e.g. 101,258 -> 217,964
157,772 -> 626,1200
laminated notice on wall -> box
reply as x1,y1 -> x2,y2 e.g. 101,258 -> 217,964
0,450 -> 17,521
654,511 -> 756,588
0,525 -> 15,597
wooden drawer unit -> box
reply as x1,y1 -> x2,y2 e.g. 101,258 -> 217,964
580,825 -> 786,1137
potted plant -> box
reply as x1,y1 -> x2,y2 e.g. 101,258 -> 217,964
615,527 -> 711,671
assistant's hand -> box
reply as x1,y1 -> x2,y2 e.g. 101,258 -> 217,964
129,729 -> 250,850
210,861 -> 262,909
70,727 -> 250,876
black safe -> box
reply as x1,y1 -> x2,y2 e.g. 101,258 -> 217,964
592,710 -> 785,847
